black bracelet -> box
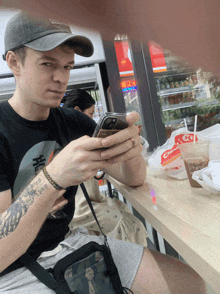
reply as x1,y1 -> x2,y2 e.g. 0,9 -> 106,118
42,166 -> 64,190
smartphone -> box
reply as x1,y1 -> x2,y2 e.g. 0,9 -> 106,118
93,112 -> 129,138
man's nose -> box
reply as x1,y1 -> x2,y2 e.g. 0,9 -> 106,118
53,68 -> 69,84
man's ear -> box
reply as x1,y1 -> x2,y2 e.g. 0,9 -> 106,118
6,51 -> 21,76
74,106 -> 82,112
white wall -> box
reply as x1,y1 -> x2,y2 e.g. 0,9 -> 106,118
0,8 -> 105,75
0,9 -> 18,74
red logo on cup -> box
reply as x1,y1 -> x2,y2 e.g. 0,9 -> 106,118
161,134 -> 198,166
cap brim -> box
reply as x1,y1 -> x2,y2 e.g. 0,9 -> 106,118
25,32 -> 94,57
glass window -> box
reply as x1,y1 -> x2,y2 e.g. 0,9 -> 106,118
150,42 -> 220,138
88,89 -> 104,123
114,35 -> 142,130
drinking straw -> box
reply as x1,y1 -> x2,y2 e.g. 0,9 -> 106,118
184,118 -> 187,130
193,114 -> 198,143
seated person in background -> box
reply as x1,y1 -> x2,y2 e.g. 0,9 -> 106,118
63,88 -> 148,247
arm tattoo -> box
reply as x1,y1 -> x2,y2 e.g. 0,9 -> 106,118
0,177 -> 48,239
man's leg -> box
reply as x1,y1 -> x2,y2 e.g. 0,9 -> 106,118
131,248 -> 206,294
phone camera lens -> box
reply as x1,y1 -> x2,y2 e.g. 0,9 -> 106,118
105,118 -> 112,125
107,123 -> 115,129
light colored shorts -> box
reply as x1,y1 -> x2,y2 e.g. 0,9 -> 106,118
0,227 -> 144,293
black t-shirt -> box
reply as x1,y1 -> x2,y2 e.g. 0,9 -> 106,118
0,101 -> 96,275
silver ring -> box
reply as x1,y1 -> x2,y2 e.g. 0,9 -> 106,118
130,138 -> 135,147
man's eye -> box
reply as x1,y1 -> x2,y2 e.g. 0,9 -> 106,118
42,63 -> 53,66
65,66 -> 73,70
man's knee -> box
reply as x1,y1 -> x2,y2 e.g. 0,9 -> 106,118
131,248 -> 206,294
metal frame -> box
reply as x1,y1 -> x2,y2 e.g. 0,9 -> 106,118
128,39 -> 167,150
95,63 -> 108,113
0,73 -> 13,79
102,39 -> 126,113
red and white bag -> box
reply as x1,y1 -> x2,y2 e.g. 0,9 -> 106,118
148,124 -> 220,180
148,128 -> 197,179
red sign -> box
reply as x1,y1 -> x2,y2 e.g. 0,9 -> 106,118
114,41 -> 134,77
120,79 -> 137,89
149,41 -> 167,73
161,134 -> 198,166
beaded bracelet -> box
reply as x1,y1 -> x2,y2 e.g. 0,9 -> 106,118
42,166 -> 63,190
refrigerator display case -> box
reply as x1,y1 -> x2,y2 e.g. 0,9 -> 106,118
153,46 -> 220,138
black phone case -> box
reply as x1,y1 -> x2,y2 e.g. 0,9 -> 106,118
93,113 -> 128,138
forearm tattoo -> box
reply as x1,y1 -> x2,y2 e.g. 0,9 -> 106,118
0,177 -> 48,239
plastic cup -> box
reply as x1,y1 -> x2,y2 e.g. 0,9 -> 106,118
209,139 -> 220,160
178,140 -> 210,188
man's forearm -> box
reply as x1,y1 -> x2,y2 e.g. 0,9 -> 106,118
121,155 -> 146,186
104,155 -> 146,187
0,171 -> 64,273
0,171 -> 60,240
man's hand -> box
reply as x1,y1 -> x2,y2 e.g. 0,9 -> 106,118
49,195 -> 68,215
100,111 -> 143,164
47,136 -> 109,188
100,111 -> 146,186
47,111 -> 144,189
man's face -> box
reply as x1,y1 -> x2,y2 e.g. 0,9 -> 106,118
18,46 -> 75,108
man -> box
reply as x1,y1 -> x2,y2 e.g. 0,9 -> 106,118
0,12 -> 206,293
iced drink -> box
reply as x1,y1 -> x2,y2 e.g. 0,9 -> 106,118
178,140 -> 210,188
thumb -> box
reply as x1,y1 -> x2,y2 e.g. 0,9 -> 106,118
126,111 -> 140,125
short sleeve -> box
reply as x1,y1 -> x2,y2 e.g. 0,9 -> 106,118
60,108 -> 97,139
0,133 -> 12,192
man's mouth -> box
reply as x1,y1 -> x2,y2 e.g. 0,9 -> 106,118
48,90 -> 65,94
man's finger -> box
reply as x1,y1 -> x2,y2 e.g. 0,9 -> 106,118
106,145 -> 143,164
71,136 -> 104,151
100,137 -> 138,159
50,199 -> 68,214
126,111 -> 140,125
101,124 -> 139,148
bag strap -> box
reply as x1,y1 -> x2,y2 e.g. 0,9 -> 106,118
80,182 -> 107,242
19,253 -> 72,294
51,108 -> 108,241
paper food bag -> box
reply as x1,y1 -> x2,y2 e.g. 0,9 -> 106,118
148,124 -> 220,180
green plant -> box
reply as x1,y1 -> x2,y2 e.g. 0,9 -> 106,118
172,109 -> 179,119
197,104 -> 220,116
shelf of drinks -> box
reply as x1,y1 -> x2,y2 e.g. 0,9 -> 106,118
164,112 -> 220,138
162,101 -> 194,111
162,99 -> 219,112
158,86 -> 193,97
165,117 -> 186,127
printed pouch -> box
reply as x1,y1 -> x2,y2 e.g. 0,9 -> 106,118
50,240 -> 130,294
